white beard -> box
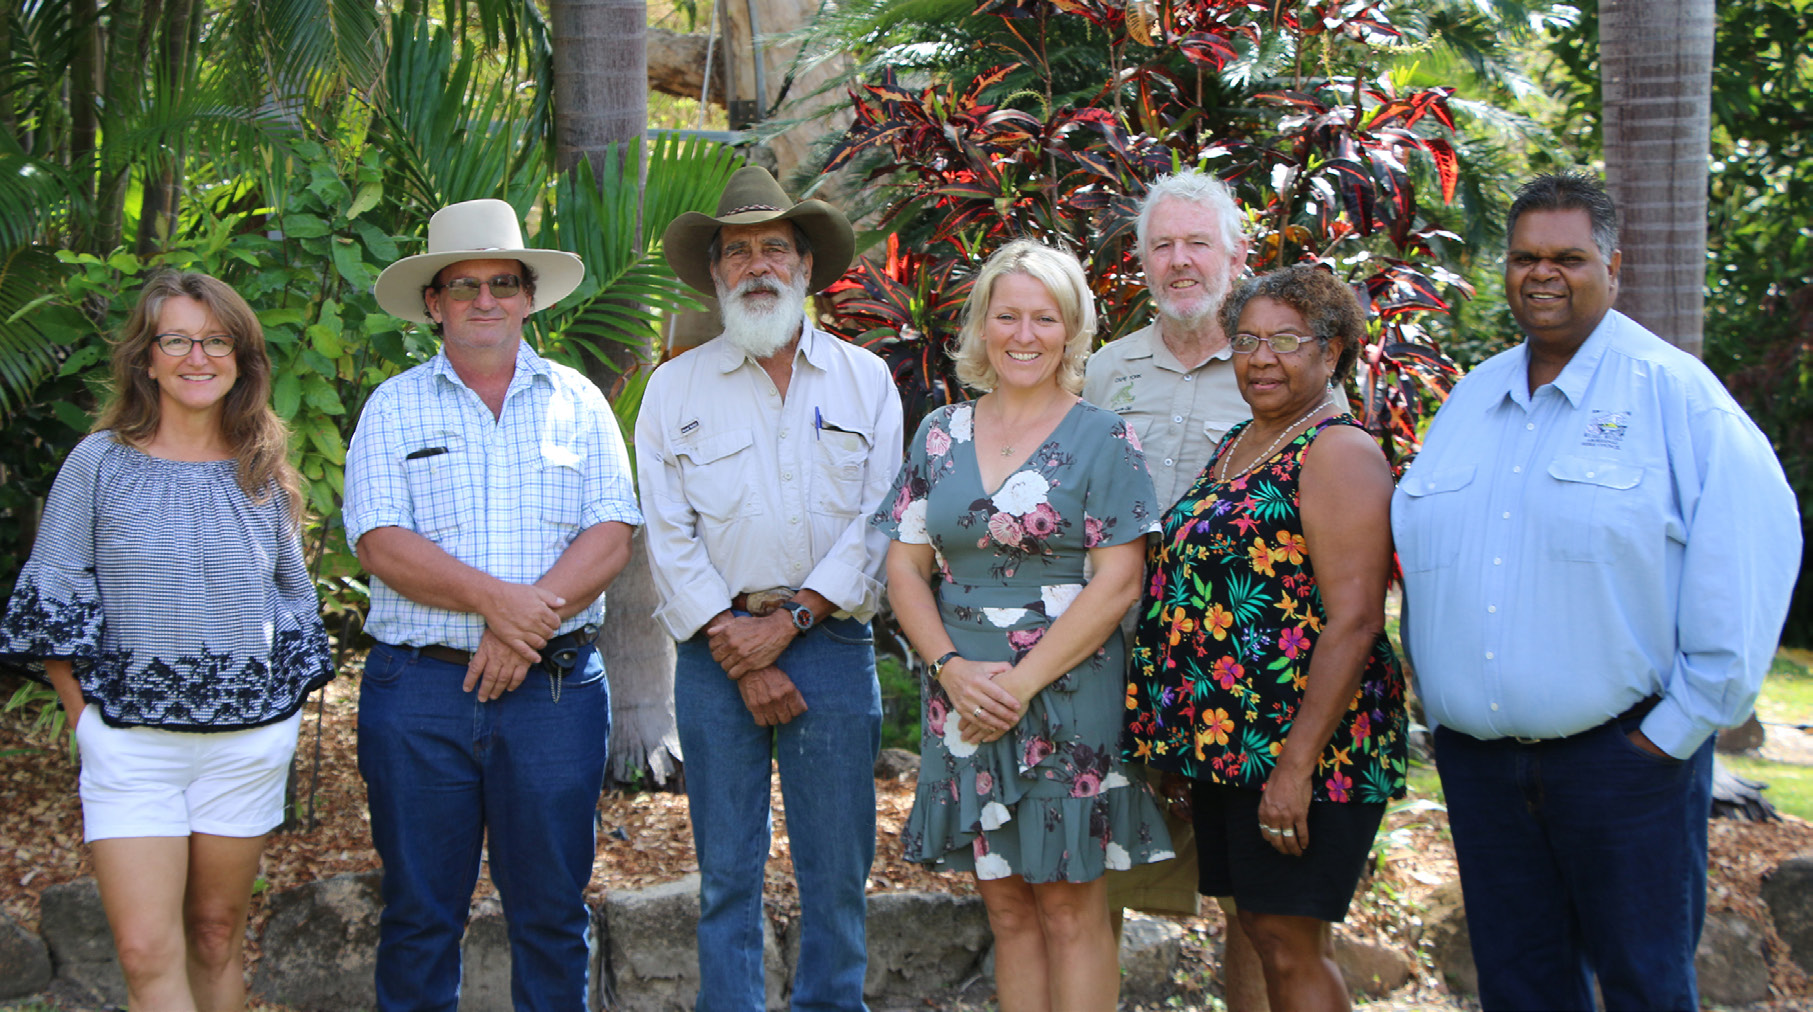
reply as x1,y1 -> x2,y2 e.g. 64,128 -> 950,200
718,271 -> 810,359
1151,269 -> 1231,329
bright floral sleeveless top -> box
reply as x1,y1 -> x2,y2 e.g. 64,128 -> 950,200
1123,415 -> 1407,803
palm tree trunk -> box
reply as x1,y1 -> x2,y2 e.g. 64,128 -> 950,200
548,0 -> 680,786
1600,0 -> 1715,356
593,531 -> 682,786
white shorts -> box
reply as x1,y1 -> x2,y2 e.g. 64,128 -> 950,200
75,711 -> 304,841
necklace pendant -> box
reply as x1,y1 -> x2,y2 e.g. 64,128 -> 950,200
1000,445 -> 1014,457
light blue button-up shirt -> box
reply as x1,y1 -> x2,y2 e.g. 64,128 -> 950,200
1392,310 -> 1800,758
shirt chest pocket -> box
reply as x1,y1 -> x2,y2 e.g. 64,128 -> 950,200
536,445 -> 585,530
811,425 -> 872,517
404,436 -> 466,539
676,431 -> 763,524
1543,455 -> 1647,564
1395,465 -> 1476,573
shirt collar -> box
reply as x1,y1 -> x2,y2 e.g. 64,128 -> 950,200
1496,310 -> 1619,410
1125,323 -> 1233,373
714,314 -> 821,374
430,338 -> 549,392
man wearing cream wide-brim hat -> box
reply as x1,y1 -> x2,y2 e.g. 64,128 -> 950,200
638,165 -> 902,1010
346,197 -> 643,1009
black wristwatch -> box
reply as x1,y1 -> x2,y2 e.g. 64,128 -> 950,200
929,650 -> 961,679
780,600 -> 815,633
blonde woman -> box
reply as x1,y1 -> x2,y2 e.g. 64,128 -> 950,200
0,272 -> 332,1011
873,240 -> 1172,1011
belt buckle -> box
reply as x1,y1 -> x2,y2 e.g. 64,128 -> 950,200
1513,735 -> 1545,745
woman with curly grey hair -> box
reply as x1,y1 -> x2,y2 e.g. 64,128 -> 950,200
1125,264 -> 1409,1011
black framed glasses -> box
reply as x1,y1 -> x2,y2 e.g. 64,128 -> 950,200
438,274 -> 523,301
1230,331 -> 1318,355
155,334 -> 236,358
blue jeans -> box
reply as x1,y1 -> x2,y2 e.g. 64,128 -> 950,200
675,617 -> 881,1012
358,642 -> 610,1012
1435,715 -> 1713,1011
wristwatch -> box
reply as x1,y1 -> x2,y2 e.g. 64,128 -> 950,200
929,650 -> 961,679
780,600 -> 815,633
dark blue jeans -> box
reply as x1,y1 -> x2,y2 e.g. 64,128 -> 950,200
675,617 -> 881,1012
1434,715 -> 1713,1011
358,641 -> 610,1012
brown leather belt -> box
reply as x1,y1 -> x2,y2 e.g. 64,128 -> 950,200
730,588 -> 796,616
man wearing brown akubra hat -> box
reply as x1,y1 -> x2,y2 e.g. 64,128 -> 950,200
345,198 -> 642,1010
639,166 -> 902,1010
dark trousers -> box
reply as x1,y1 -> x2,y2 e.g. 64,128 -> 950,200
1434,715 -> 1713,1011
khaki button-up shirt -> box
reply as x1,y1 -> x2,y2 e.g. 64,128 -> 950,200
1082,323 -> 1249,509
637,324 -> 904,642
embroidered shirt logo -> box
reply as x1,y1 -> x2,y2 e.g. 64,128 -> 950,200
1107,375 -> 1139,412
680,419 -> 700,436
1582,410 -> 1629,450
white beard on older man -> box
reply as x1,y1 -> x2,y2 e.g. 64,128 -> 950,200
717,270 -> 811,359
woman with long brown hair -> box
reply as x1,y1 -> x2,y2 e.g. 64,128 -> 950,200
0,271 -> 332,1010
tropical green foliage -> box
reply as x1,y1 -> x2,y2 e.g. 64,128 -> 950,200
0,0 -> 739,613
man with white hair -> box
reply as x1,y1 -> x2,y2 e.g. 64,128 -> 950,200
638,166 -> 903,1010
1084,169 -> 1268,1011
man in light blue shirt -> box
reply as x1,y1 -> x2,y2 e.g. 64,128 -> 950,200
1393,173 -> 1800,1010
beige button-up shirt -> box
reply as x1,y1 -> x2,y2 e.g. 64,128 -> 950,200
637,323 -> 904,642
1082,323 -> 1250,509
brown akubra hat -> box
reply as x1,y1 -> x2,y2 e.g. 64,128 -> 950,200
662,166 -> 855,296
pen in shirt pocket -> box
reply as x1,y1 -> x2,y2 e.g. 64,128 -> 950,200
406,446 -> 448,460
814,406 -> 823,440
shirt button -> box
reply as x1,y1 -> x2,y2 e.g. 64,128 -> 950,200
781,429 -> 789,438
1493,557 -> 1502,565
1485,651 -> 1494,660
1183,375 -> 1194,382
1173,415 -> 1184,423
1586,471 -> 1596,478
1490,702 -> 1500,712
1526,422 -> 1535,431
1488,605 -> 1497,613
1163,458 -> 1175,467
790,515 -> 800,524
1502,512 -> 1510,519
782,472 -> 793,481
1513,465 -> 1522,474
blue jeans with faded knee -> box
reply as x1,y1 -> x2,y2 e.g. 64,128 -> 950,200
1435,713 -> 1713,1011
358,642 -> 609,1012
676,617 -> 881,1012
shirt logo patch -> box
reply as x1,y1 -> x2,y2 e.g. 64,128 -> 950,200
1582,410 -> 1630,449
680,419 -> 700,436
1107,376 -> 1139,412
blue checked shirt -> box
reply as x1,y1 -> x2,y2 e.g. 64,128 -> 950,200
344,341 -> 643,651
1392,310 -> 1801,758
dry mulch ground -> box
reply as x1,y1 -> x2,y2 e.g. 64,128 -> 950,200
4,673 -> 1813,1010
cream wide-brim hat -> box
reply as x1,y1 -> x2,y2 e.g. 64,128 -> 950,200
373,198 -> 586,324
663,166 -> 855,296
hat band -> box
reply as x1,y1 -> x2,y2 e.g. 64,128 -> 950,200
724,203 -> 783,215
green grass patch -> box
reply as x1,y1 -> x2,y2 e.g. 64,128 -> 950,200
1720,753 -> 1813,821
1756,648 -> 1813,727
877,654 -> 922,753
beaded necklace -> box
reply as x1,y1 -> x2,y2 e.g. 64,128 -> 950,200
1213,393 -> 1334,483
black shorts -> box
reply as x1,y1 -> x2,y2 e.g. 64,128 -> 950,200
1190,779 -> 1386,923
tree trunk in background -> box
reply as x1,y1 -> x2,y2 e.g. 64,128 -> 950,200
720,0 -> 855,191
593,532 -> 682,786
1600,0 -> 1715,356
69,0 -> 99,249
551,0 -> 647,178
549,0 -> 681,785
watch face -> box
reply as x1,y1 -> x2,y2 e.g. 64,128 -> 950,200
786,602 -> 812,630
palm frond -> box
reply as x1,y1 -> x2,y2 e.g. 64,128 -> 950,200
0,245 -> 73,416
